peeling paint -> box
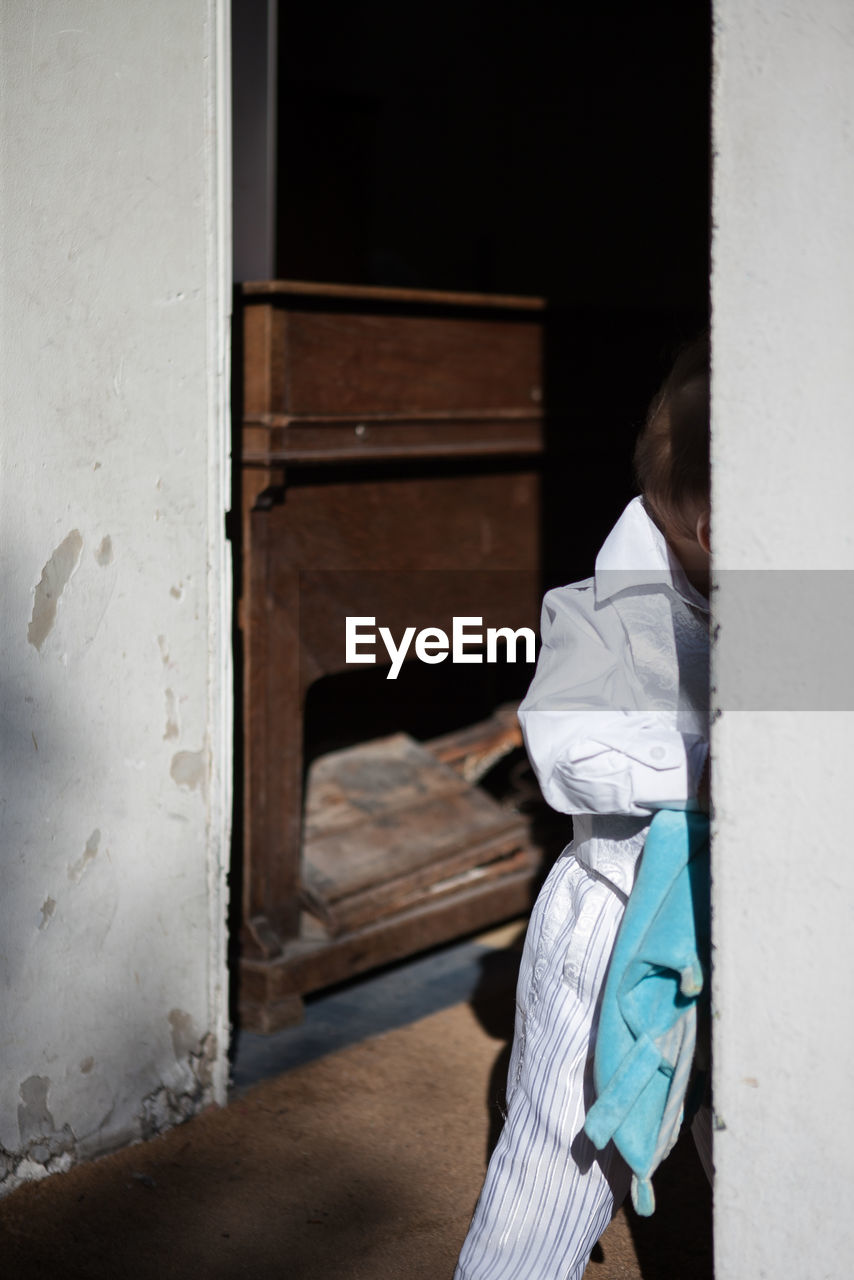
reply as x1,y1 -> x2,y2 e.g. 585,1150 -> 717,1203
39,897 -> 56,930
139,1031 -> 217,1141
95,535 -> 114,566
10,1159 -> 49,1183
1,1076 -> 77,1192
16,1078 -> 75,1164
168,1009 -> 196,1061
157,635 -> 170,666
193,1033 -> 216,1091
163,688 -> 179,740
18,1076 -> 53,1142
170,748 -> 206,793
27,530 -> 83,651
69,829 -> 100,884
139,1086 -> 192,1139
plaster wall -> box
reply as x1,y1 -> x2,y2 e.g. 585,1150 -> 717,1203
712,1 -> 854,1272
0,1 -> 231,1188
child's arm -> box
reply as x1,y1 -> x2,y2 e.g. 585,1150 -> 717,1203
519,586 -> 708,818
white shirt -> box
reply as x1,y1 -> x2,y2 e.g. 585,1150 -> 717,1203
518,496 -> 710,895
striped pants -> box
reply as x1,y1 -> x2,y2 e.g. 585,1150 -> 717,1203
455,851 -> 632,1280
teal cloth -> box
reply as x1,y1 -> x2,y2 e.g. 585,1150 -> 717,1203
583,809 -> 710,1215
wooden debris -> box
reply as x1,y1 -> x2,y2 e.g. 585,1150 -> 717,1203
301,729 -> 532,936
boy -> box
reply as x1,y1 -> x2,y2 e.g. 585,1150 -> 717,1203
455,337 -> 711,1280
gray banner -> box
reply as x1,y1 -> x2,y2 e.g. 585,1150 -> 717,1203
712,570 -> 854,711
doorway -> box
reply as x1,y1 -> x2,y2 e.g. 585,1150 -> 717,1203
229,0 -> 712,1019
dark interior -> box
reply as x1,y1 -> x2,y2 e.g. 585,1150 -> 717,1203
272,0 -> 710,582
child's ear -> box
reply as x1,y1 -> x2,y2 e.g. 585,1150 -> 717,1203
696,509 -> 711,555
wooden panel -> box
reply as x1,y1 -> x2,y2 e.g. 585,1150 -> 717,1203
242,302 -> 276,416
241,412 -> 543,465
271,309 -> 542,416
259,470 -> 540,686
264,470 -> 540,572
237,280 -> 549,1021
242,282 -> 545,420
244,541 -> 304,940
242,279 -> 546,311
239,864 -> 539,1021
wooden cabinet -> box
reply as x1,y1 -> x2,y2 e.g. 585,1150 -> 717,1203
237,281 -> 550,1031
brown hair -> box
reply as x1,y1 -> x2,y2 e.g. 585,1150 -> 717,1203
633,335 -> 710,540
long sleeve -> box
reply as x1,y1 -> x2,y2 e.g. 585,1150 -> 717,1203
518,585 -> 708,818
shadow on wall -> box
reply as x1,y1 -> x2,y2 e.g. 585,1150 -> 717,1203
0,525 -> 219,1194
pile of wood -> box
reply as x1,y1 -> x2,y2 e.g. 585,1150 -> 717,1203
300,705 -> 535,936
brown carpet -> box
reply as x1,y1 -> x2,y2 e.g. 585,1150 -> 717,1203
0,978 -> 712,1278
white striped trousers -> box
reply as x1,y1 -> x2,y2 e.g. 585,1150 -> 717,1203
456,851 -> 631,1280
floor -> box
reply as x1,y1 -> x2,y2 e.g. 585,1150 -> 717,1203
230,922 -> 526,1092
0,921 -> 713,1279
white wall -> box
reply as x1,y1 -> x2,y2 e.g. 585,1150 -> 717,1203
0,0 -> 231,1189
712,0 -> 854,1272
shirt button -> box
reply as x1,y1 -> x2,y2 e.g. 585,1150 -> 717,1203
650,746 -> 666,760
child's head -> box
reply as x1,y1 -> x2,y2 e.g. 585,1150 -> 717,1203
634,335 -> 710,556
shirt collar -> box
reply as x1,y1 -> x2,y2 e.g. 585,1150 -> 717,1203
594,496 -> 709,613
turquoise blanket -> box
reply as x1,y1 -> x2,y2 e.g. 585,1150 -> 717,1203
583,809 -> 710,1215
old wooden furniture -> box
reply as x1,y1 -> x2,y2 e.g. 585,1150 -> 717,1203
237,281 -> 548,1031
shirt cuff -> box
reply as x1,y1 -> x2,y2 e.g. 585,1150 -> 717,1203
628,733 -> 708,811
552,725 -> 708,815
